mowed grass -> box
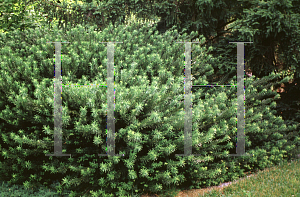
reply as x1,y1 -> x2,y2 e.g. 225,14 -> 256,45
179,157 -> 300,197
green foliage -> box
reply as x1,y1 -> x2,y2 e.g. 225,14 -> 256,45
229,0 -> 300,79
33,0 -> 300,79
0,14 -> 299,197
0,0 -> 50,34
34,0 -> 134,33
225,0 -> 300,140
0,180 -> 72,197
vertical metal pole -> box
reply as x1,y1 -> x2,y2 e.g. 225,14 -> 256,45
229,42 -> 253,157
46,41 -> 71,157
183,42 -> 192,156
175,41 -> 201,157
98,42 -> 123,157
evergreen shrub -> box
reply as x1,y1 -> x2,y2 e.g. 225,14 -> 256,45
0,180 -> 72,196
0,16 -> 299,196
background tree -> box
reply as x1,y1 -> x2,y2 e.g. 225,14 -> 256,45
220,0 -> 300,128
0,0 -> 51,34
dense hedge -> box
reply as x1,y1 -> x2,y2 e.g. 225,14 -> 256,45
0,17 -> 299,196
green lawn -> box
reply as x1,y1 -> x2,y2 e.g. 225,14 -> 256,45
198,157 -> 300,197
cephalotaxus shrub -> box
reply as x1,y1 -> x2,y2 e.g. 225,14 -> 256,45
0,16 -> 299,196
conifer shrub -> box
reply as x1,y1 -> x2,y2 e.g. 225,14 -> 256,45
0,16 -> 299,196
0,180 -> 72,197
